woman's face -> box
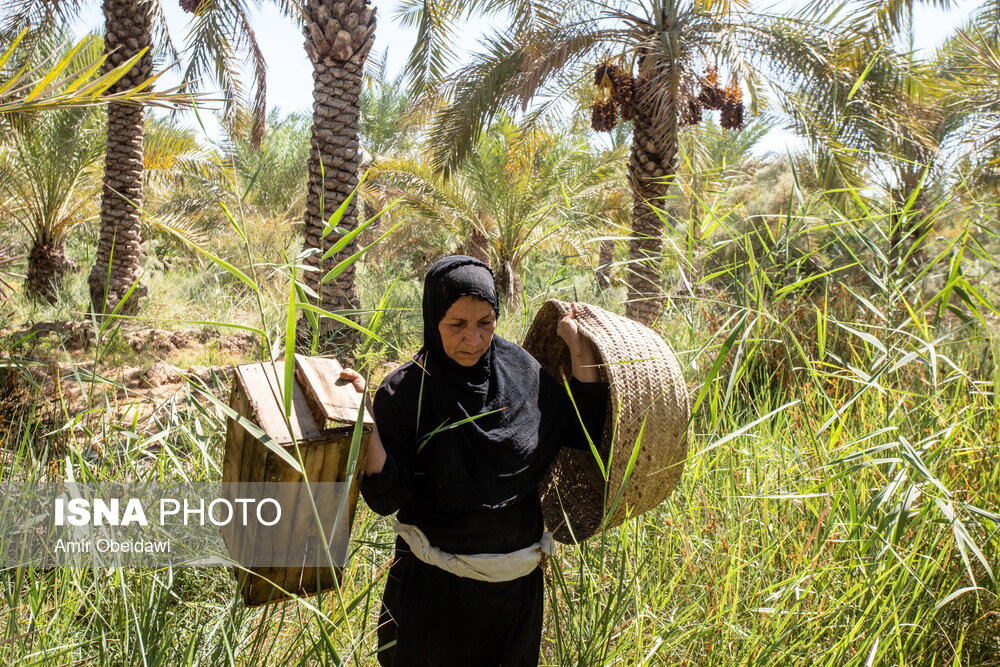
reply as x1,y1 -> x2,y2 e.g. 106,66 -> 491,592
437,296 -> 497,366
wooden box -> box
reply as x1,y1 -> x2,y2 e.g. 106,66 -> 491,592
221,356 -> 372,606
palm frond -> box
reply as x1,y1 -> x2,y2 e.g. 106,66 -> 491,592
0,36 -> 107,246
428,23 -> 601,172
179,0 -> 267,147
0,0 -> 90,47
847,0 -> 954,39
395,0 -> 462,94
0,30 -> 197,113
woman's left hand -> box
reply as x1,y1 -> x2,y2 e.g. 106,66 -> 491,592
557,303 -> 585,349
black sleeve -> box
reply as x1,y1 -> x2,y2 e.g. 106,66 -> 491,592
359,383 -> 417,516
561,376 -> 610,451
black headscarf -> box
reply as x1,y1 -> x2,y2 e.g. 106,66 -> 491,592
418,255 -> 553,512
420,256 -> 499,413
422,256 -> 500,356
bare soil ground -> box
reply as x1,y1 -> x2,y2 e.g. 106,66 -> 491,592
2,320 -> 256,356
1,321 -> 256,443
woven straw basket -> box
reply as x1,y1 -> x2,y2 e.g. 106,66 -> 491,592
523,299 -> 690,543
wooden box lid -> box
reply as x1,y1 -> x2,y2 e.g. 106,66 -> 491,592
233,356 -> 372,446
295,356 -> 374,431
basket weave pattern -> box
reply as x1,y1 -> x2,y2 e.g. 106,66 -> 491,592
523,300 -> 690,542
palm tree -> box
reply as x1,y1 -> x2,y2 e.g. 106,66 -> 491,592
360,50 -> 423,160
932,12 -> 1000,213
0,31 -> 184,302
0,101 -> 105,301
3,1 -> 270,315
370,115 -> 626,308
0,28 -> 183,304
355,53 -> 426,264
411,0 -> 839,324
218,109 -> 311,223
179,0 -> 272,148
777,0 -> 999,277
298,0 -> 377,343
86,0 -> 156,314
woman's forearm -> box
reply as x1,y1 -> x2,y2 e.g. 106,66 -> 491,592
365,424 -> 387,475
340,368 -> 388,475
568,339 -> 600,383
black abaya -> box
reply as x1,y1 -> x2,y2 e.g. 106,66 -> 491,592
376,538 -> 545,667
360,255 -> 609,667
361,351 -> 608,666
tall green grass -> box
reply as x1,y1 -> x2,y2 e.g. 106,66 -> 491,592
0,190 -> 996,665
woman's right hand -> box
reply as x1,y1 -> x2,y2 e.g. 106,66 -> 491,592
339,368 -> 366,393
339,368 -> 387,475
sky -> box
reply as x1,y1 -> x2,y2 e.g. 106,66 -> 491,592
70,0 -> 983,153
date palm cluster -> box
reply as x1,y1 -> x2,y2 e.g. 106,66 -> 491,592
179,0 -> 209,13
591,59 -> 635,132
686,66 -> 745,130
594,61 -> 745,133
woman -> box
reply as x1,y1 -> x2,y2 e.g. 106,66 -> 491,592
343,255 -> 609,666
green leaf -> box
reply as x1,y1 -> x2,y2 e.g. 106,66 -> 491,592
690,311 -> 749,419
0,29 -> 27,73
561,375 -> 607,479
603,414 -> 646,528
417,409 -> 506,452
188,383 -> 303,474
322,170 -> 368,239
933,587 -> 984,612
831,320 -> 887,354
102,274 -> 144,326
283,265 -> 298,418
322,197 -> 400,260
321,221 -> 402,283
295,303 -> 402,356
694,400 -> 801,457
220,202 -> 247,243
847,46 -> 883,101
160,224 -> 258,291
24,39 -> 85,102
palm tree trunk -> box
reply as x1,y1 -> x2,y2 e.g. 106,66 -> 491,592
465,226 -> 490,264
496,259 -> 521,310
301,0 -> 376,346
88,0 -> 152,315
595,237 -> 613,288
626,72 -> 679,325
26,237 -> 68,303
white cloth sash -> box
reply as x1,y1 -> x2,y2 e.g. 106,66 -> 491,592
393,522 -> 553,583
